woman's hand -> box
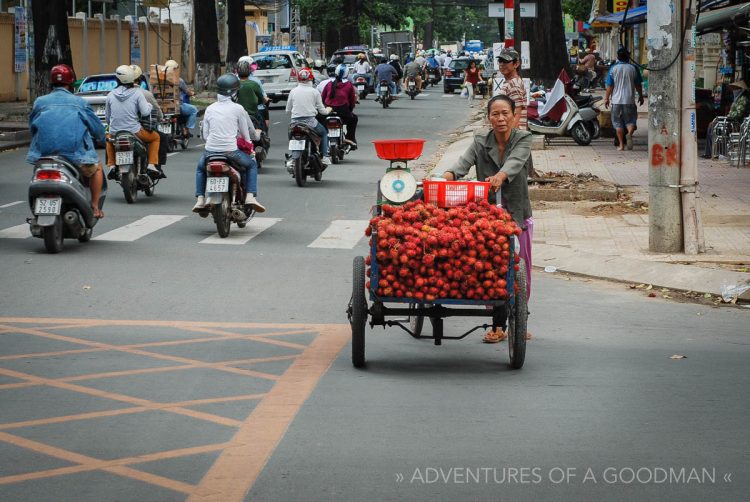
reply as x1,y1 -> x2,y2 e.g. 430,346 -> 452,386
442,171 -> 455,181
485,171 -> 508,192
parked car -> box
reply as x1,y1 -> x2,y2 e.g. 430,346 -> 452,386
250,48 -> 323,102
443,58 -> 483,94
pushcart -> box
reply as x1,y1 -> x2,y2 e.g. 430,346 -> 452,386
347,139 -> 528,369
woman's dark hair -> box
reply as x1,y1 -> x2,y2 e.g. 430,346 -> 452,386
469,60 -> 477,67
486,94 -> 515,115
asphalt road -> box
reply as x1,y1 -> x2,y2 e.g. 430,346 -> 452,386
0,89 -> 748,501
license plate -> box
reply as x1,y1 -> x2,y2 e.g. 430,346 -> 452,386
206,176 -> 229,193
158,124 -> 172,134
116,151 -> 133,165
328,128 -> 341,137
380,86 -> 388,92
357,85 -> 364,91
34,197 -> 62,215
409,82 -> 415,88
289,139 -> 306,151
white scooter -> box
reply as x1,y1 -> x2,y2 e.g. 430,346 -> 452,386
527,80 -> 593,146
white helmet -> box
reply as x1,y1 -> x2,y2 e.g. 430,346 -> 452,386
390,54 -> 399,61
115,64 -> 135,85
130,64 -> 143,80
164,59 -> 179,70
238,55 -> 254,65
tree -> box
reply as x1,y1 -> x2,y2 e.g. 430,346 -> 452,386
562,0 -> 592,22
193,0 -> 220,91
30,0 -> 73,100
226,0 -> 247,68
516,1 -> 569,85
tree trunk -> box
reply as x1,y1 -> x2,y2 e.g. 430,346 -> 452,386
340,0 -> 360,47
516,1 -> 569,87
423,0 -> 436,49
325,26 -> 340,59
31,0 -> 73,100
226,0 -> 247,70
193,0 -> 220,92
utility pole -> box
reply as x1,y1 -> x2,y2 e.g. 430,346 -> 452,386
679,0 -> 705,254
647,0 -> 683,252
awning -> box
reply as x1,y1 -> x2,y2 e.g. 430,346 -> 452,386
697,2 -> 750,35
595,6 -> 647,26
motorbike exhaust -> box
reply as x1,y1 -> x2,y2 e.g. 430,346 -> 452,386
63,210 -> 85,238
231,207 -> 248,222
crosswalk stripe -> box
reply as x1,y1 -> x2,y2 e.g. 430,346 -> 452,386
200,217 -> 282,245
308,220 -> 367,249
441,94 -> 455,98
93,215 -> 186,241
0,201 -> 24,209
0,224 -> 29,239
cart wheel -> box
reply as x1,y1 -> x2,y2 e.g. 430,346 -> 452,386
351,256 -> 367,368
408,303 -> 428,338
508,258 -> 528,369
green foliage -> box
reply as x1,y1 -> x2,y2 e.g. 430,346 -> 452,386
562,0 -> 591,22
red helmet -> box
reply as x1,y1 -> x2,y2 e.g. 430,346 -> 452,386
50,64 -> 76,86
297,68 -> 314,82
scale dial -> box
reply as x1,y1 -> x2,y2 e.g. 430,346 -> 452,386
380,169 -> 417,203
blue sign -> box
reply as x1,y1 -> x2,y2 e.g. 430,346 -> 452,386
260,45 -> 297,52
14,7 -> 27,73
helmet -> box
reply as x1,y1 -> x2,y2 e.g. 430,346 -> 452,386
297,68 -> 314,82
390,54 -> 399,61
130,65 -> 143,80
237,60 -> 251,78
216,73 -> 240,97
115,64 -> 136,85
238,55 -> 254,65
164,59 -> 179,70
50,64 -> 76,86
335,64 -> 347,79
357,52 -> 366,59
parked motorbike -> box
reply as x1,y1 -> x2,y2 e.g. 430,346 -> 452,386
326,113 -> 351,164
286,121 -> 326,187
528,94 -> 592,146
353,74 -> 369,100
27,156 -> 107,253
377,80 -> 393,108
406,77 -> 420,100
196,155 -> 254,238
107,132 -> 161,203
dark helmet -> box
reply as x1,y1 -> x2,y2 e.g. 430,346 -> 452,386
216,73 -> 241,97
237,60 -> 251,79
50,64 -> 76,86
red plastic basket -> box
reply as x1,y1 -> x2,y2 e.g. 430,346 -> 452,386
422,180 -> 492,208
372,139 -> 426,161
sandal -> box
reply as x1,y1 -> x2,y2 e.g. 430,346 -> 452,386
482,328 -> 507,343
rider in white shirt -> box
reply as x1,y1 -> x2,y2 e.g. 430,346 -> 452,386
352,53 -> 372,87
286,68 -> 332,165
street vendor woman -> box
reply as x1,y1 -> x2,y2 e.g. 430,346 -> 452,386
439,94 -> 533,343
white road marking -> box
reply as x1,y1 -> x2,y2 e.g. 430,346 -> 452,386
273,122 -> 281,125
200,217 -> 282,245
93,215 -> 186,241
0,201 -> 24,209
308,220 -> 368,249
441,94 -> 455,98
0,224 -> 30,239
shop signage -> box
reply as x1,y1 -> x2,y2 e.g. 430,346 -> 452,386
129,15 -> 141,65
610,0 -> 629,13
14,7 -> 27,73
488,3 -> 537,18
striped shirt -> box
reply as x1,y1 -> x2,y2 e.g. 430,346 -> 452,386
499,76 -> 527,129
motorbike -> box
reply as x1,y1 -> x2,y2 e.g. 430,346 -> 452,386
27,156 -> 107,253
426,67 -> 441,87
377,80 -> 393,109
353,74 -> 369,100
107,132 -> 161,203
250,114 -> 271,170
161,113 -> 189,152
326,112 -> 351,164
406,77 -> 420,100
286,121 -> 326,187
529,85 -> 601,140
528,94 -> 592,146
195,155 -> 254,238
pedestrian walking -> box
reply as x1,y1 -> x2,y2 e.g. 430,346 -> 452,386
604,47 -> 644,151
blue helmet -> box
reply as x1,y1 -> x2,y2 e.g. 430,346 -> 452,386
335,64 -> 348,79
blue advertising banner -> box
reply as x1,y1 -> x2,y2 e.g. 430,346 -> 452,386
130,16 -> 141,64
14,7 -> 27,73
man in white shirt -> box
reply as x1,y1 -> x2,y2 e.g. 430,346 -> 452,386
443,50 -> 453,69
286,68 -> 332,165
192,73 -> 265,213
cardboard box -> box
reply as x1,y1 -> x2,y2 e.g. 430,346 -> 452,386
149,64 -> 180,86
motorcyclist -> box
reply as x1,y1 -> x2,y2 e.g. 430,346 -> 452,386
164,60 -> 198,138
352,52 -> 372,88
238,55 -> 271,131
192,73 -> 265,213
321,64 -> 359,149
131,64 -> 167,178
27,64 -> 106,218
105,64 -> 160,178
286,68 -> 333,165
403,59 -> 423,93
236,60 -> 265,130
388,54 -> 404,94
375,59 -> 398,101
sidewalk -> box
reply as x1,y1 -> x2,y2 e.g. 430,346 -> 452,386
429,116 -> 750,301
0,101 -> 30,152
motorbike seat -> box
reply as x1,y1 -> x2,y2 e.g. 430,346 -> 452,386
290,122 -> 321,140
113,130 -> 146,148
205,153 -> 244,172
